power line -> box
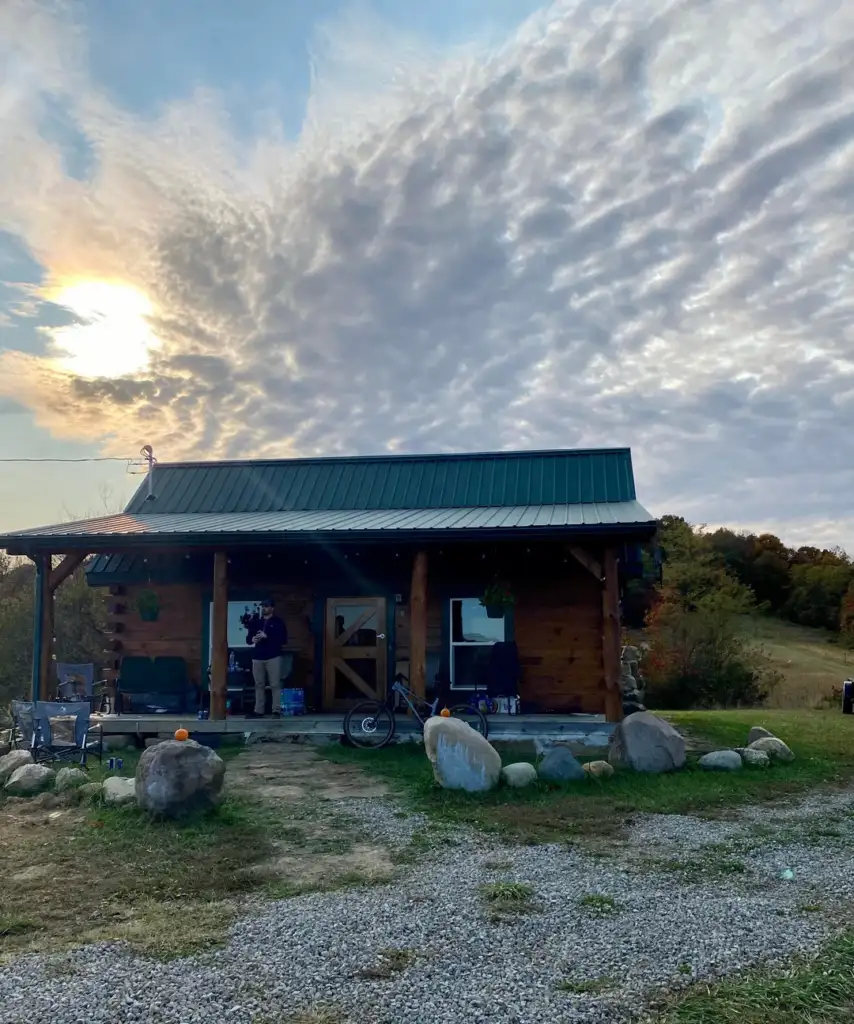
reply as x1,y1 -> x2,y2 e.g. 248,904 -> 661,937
0,457 -> 133,463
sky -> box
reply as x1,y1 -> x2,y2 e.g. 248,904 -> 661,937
0,0 -> 853,551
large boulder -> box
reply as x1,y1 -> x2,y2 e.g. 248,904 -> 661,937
748,736 -> 794,763
103,776 -> 136,806
501,762 -> 538,788
55,766 -> 89,792
698,750 -> 742,772
747,726 -> 776,745
583,760 -> 614,779
5,763 -> 55,796
423,717 -> 501,793
538,745 -> 586,783
135,739 -> 226,817
736,747 -> 771,768
608,712 -> 686,773
0,749 -> 33,787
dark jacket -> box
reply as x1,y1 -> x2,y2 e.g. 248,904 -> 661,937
249,615 -> 287,661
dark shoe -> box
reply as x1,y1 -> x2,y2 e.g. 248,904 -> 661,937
244,710 -> 262,718
270,711 -> 282,719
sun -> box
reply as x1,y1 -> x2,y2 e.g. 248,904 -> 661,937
45,280 -> 159,378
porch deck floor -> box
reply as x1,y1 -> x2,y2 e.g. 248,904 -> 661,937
95,712 -> 614,745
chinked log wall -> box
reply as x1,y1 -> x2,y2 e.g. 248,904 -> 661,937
102,584 -> 316,691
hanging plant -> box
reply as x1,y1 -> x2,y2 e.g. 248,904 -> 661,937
480,580 -> 514,619
136,589 -> 161,622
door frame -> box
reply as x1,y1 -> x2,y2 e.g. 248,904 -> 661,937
323,595 -> 389,710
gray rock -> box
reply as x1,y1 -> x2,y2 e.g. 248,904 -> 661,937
583,760 -> 615,779
0,742 -> 10,758
538,745 -> 586,782
738,747 -> 771,768
102,776 -> 136,806
501,762 -> 538,788
0,749 -> 33,786
5,763 -> 56,796
698,750 -> 743,771
749,736 -> 795,762
423,717 -> 501,793
144,737 -> 165,748
135,739 -> 226,817
78,781 -> 103,803
748,725 -> 776,745
54,766 -> 89,792
608,711 -> 686,773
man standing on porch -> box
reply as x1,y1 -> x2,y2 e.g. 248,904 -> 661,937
247,598 -> 288,718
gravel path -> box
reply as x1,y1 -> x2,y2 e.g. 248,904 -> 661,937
2,782 -> 854,1024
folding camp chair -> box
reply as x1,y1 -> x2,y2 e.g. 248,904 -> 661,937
10,700 -> 37,752
32,701 -> 103,767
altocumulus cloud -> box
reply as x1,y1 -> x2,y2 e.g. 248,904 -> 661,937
0,0 -> 853,546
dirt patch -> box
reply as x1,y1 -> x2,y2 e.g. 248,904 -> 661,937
225,742 -> 394,892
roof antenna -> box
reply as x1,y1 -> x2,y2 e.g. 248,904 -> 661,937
141,445 -> 157,501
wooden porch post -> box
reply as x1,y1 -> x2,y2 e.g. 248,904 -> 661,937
30,554 -> 51,702
602,546 -> 623,723
210,552 -> 229,720
409,550 -> 428,702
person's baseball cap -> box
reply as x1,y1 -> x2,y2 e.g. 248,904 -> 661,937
261,597 -> 275,608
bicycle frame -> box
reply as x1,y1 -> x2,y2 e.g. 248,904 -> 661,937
389,679 -> 439,726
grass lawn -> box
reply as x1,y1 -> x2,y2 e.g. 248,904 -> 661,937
324,710 -> 854,844
656,932 -> 854,1024
0,743 -> 291,960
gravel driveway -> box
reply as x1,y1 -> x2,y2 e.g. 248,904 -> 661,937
2,783 -> 853,1024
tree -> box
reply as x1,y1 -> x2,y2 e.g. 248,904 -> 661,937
643,517 -> 779,709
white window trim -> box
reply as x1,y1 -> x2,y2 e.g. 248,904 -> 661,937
449,597 -> 506,689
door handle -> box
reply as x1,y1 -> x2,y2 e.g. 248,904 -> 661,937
377,633 -> 386,639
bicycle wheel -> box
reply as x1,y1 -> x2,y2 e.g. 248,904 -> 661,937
344,700 -> 396,749
448,704 -> 489,740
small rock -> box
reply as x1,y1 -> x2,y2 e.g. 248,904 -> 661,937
55,766 -> 89,792
0,749 -> 34,787
698,750 -> 743,771
78,781 -> 103,803
609,711 -> 686,773
538,745 -> 586,783
748,736 -> 794,762
103,775 -> 136,806
423,718 -> 501,793
739,748 -> 771,768
5,763 -> 56,796
583,760 -> 615,779
748,726 -> 776,745
501,762 -> 538,788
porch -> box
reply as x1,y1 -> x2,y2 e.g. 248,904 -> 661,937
95,711 -> 616,746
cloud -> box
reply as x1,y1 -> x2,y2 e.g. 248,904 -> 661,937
1,0 -> 854,547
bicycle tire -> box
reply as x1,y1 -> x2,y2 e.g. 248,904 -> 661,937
448,704 -> 489,740
343,700 -> 396,749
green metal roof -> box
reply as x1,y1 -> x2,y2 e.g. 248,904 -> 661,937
125,448 -> 637,515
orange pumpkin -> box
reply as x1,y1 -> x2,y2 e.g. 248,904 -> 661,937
174,728 -> 189,741
439,708 -> 451,718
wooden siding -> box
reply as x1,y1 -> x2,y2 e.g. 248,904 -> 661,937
513,561 -> 605,713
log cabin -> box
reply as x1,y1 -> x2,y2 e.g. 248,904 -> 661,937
0,447 -> 657,722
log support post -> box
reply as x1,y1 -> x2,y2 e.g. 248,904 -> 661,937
602,546 -> 623,723
409,550 -> 428,705
30,554 -> 52,702
210,551 -> 229,720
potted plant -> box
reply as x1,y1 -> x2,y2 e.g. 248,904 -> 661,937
480,580 -> 514,619
136,589 -> 160,622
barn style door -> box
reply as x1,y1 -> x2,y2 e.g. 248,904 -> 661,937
323,597 -> 388,709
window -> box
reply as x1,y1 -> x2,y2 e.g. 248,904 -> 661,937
208,600 -> 266,657
449,598 -> 506,689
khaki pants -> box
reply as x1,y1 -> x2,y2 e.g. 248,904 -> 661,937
252,657 -> 282,715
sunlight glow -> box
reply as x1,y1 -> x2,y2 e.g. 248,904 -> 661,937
45,280 -> 159,378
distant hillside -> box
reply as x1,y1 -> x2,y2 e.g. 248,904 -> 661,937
739,616 -> 853,709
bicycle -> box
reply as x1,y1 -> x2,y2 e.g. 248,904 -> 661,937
343,674 -> 489,749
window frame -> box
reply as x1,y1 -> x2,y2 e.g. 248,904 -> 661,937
448,596 -> 508,690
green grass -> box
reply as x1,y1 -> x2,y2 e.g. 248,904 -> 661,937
657,932 -> 854,1024
323,711 -> 854,843
578,893 -> 621,915
556,976 -> 613,995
